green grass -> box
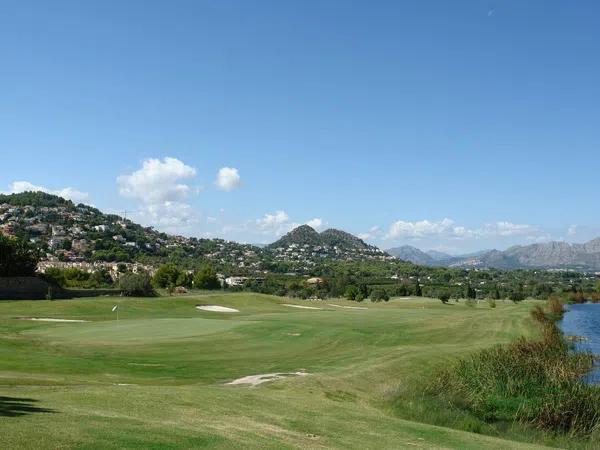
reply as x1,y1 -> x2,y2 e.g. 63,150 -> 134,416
0,294 -> 568,449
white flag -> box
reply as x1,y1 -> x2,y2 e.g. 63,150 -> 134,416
112,305 -> 118,312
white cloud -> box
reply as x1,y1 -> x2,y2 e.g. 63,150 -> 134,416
567,225 -> 578,236
306,218 -> 324,230
253,210 -> 325,237
117,157 -> 196,204
358,226 -> 381,241
385,218 -> 545,241
5,181 -> 90,203
386,218 -> 455,239
117,157 -> 198,232
256,210 -> 294,236
215,167 -> 241,192
477,221 -> 540,237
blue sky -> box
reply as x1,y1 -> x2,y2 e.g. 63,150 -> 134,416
1,1 -> 599,253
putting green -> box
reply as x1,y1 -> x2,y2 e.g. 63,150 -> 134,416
24,317 -> 249,344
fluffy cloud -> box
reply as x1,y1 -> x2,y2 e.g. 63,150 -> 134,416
256,210 -> 293,236
254,210 -> 324,237
358,226 -> 381,241
478,221 -> 539,237
4,181 -> 90,203
117,157 -> 198,232
567,225 -> 578,236
306,218 -> 324,231
117,157 -> 196,204
386,218 -> 456,239
385,218 -> 544,241
215,167 -> 241,192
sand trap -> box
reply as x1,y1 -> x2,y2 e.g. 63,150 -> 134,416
23,318 -> 88,323
282,304 -> 322,310
196,305 -> 239,313
285,332 -> 301,336
330,304 -> 368,310
226,371 -> 310,387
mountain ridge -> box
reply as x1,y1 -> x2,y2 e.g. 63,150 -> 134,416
387,240 -> 600,271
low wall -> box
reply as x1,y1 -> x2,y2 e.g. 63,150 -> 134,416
0,277 -> 54,300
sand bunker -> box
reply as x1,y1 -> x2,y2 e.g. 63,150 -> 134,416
23,318 -> 88,323
196,305 -> 239,313
330,304 -> 368,310
226,371 -> 310,387
282,304 -> 322,310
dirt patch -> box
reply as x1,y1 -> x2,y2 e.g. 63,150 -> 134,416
285,332 -> 301,336
21,318 -> 88,323
226,371 -> 310,387
196,305 -> 239,313
330,304 -> 367,310
282,304 -> 322,310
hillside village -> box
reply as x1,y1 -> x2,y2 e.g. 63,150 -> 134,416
0,192 -> 393,280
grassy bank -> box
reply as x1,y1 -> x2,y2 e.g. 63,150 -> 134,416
394,297 -> 600,447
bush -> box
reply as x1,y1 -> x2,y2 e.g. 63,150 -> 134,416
438,291 -> 451,304
370,288 -> 390,302
486,298 -> 496,308
119,272 -> 155,297
152,264 -> 182,288
344,285 -> 359,301
193,265 -> 220,290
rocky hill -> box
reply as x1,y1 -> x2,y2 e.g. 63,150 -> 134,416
268,225 -> 389,262
386,245 -> 440,266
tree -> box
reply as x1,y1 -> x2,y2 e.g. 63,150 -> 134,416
509,283 -> 525,302
119,272 -> 155,297
415,279 -> 422,297
152,263 -> 181,288
370,288 -> 390,302
465,281 -> 476,299
193,265 -> 220,290
0,235 -> 39,277
344,285 -> 359,301
176,271 -> 193,288
437,290 -> 451,304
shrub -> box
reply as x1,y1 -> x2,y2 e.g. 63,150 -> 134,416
193,265 -> 220,290
370,288 -> 390,302
344,285 -> 359,301
486,298 -> 496,308
438,291 -> 451,304
119,272 -> 155,297
152,264 -> 182,288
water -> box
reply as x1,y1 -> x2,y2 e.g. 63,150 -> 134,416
559,303 -> 600,384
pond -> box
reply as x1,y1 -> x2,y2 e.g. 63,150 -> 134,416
560,303 -> 600,384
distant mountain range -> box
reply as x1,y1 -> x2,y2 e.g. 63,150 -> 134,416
387,240 -> 600,271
